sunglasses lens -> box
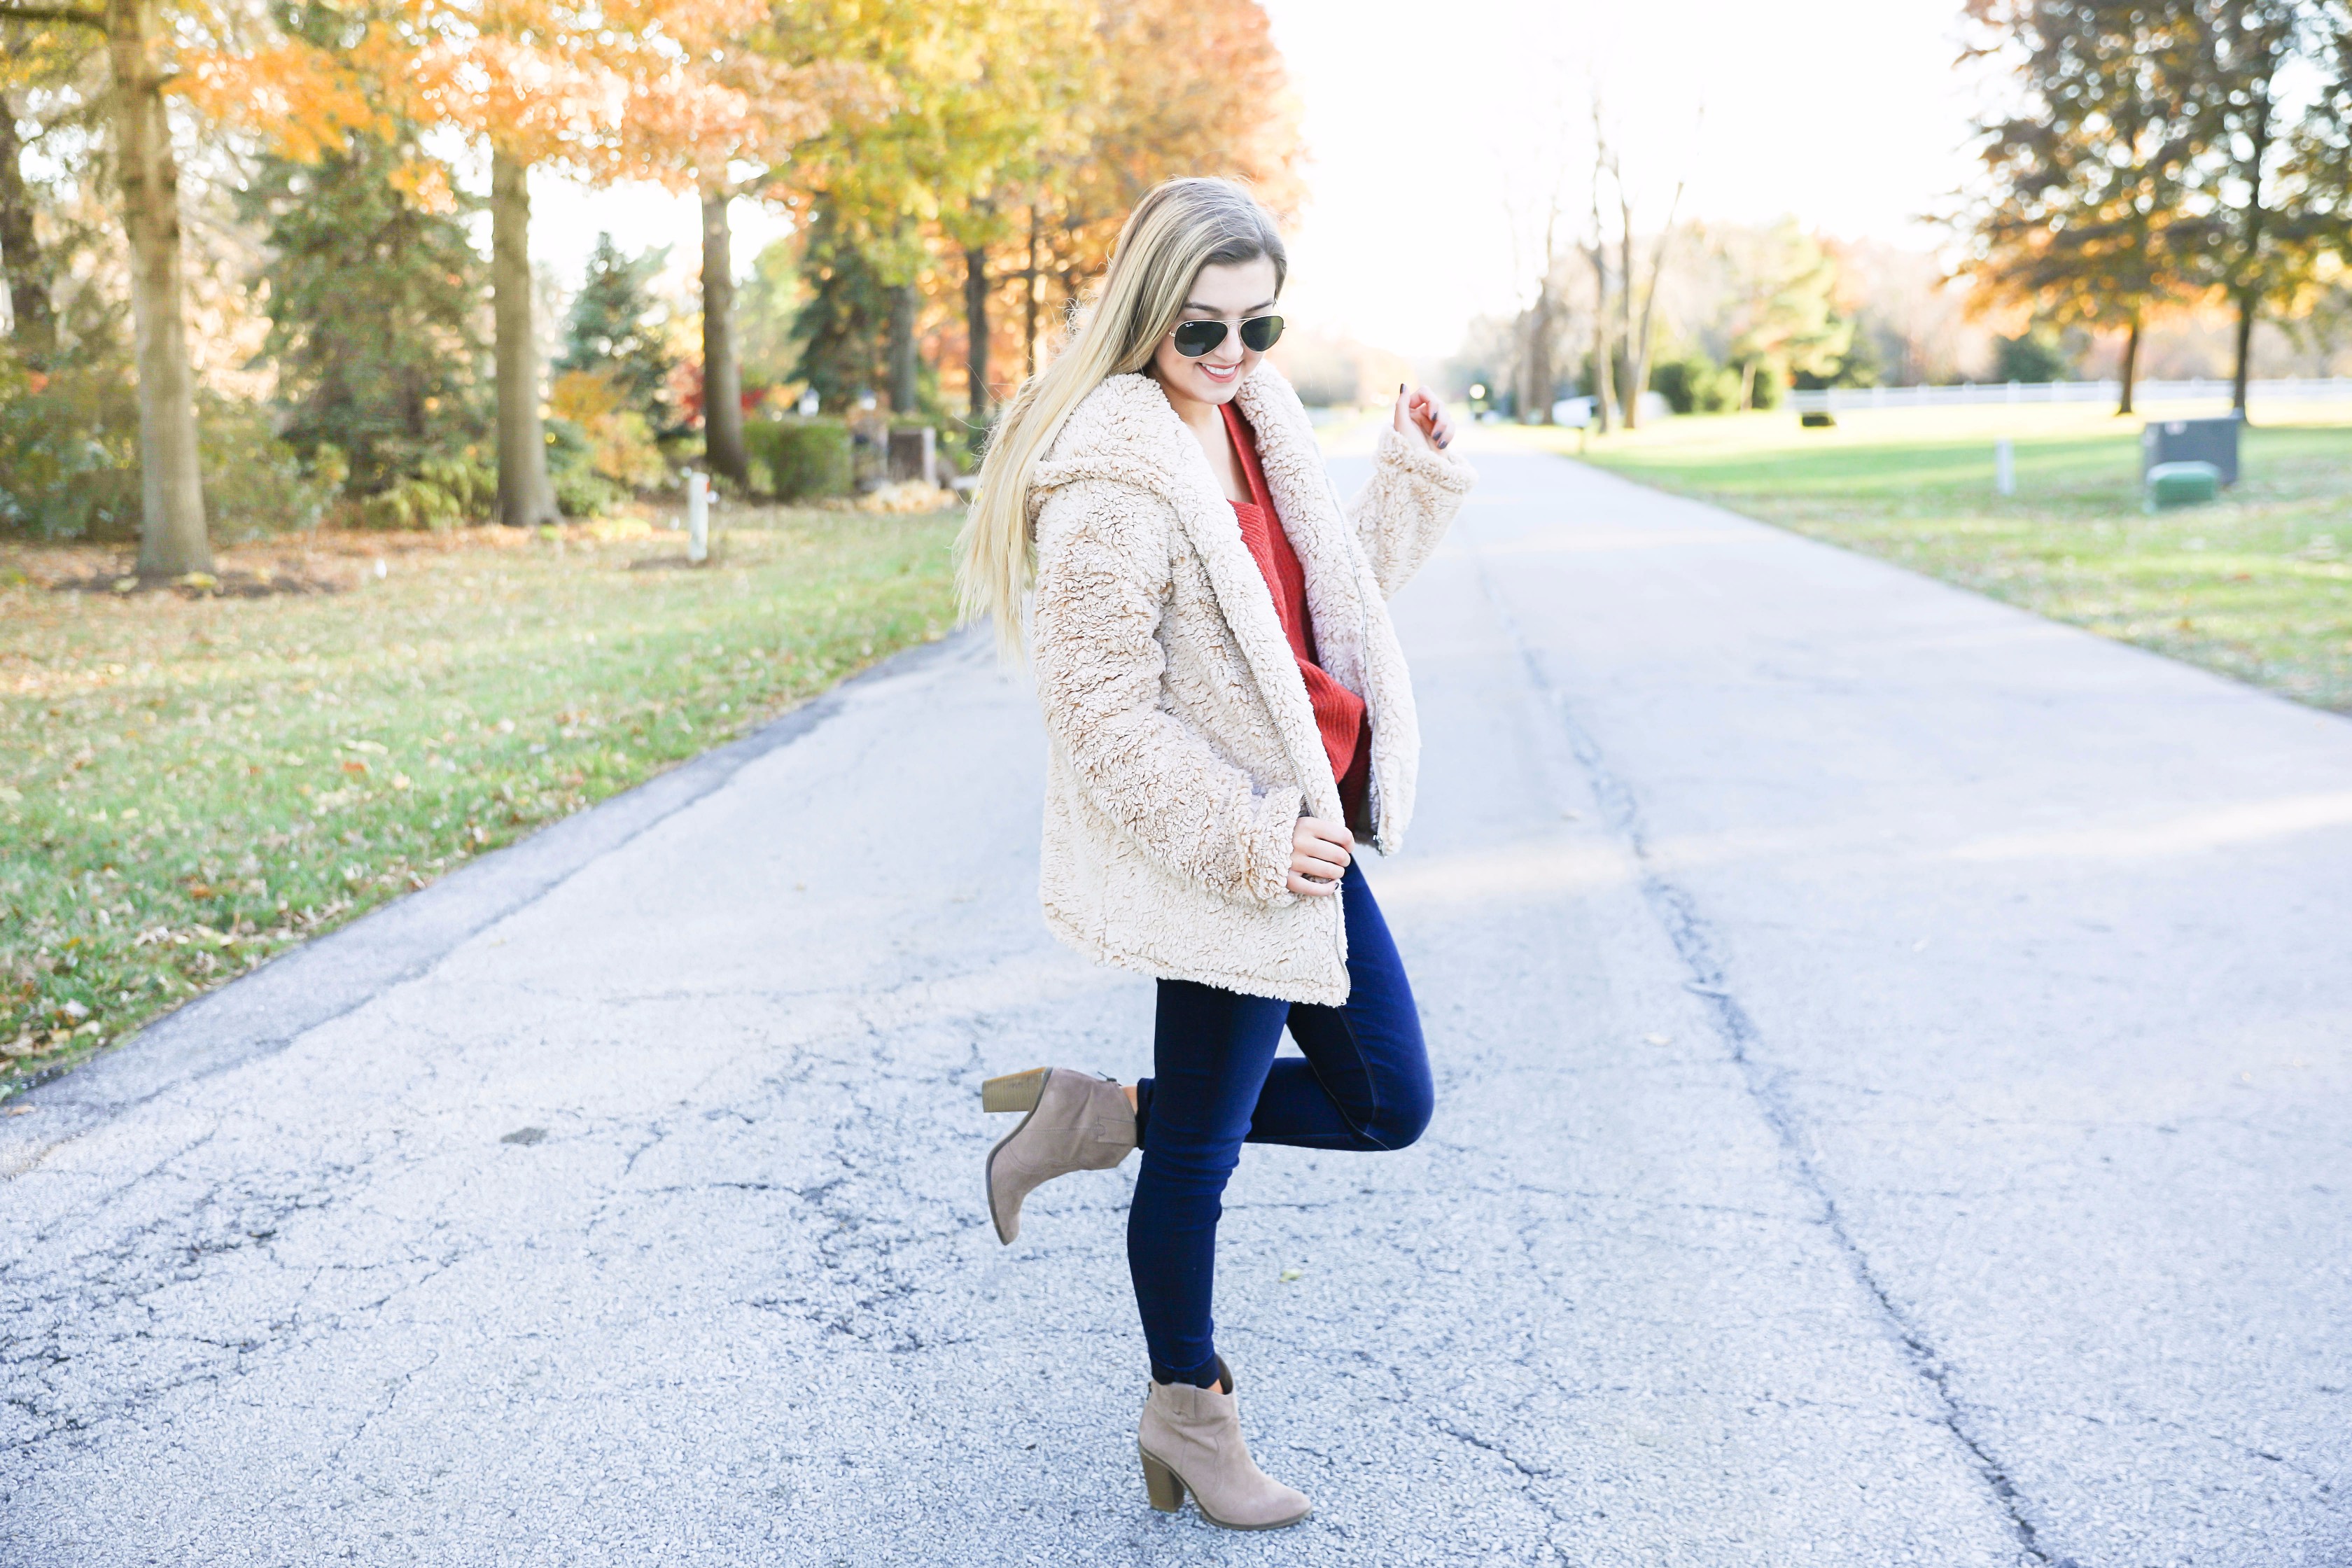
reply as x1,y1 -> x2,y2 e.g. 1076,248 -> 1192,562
1240,315 -> 1284,352
1171,321 -> 1227,357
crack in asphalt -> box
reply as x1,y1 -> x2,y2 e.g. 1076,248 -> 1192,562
1422,1413 -> 1587,1564
1,995 -> 1016,1462
0,636 -> 976,1188
1469,542 -> 2061,1568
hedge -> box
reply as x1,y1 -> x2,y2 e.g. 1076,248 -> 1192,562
746,416 -> 854,502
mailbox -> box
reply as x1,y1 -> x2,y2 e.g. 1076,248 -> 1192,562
2142,414 -> 2240,486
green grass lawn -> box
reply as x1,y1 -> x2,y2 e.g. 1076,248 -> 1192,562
1541,404 -> 2352,712
1,505 -> 960,1097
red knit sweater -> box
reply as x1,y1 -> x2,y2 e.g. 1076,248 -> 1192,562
1220,401 -> 1371,827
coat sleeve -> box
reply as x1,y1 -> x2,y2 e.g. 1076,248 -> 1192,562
1030,478 -> 1302,907
1345,425 -> 1478,598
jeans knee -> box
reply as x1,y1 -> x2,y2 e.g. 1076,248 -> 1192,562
1368,1086 -> 1432,1151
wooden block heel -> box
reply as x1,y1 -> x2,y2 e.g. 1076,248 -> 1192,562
1140,1447 -> 1186,1513
981,1068 -> 1048,1114
1135,1366 -> 1312,1530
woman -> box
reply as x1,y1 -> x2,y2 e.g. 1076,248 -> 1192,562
958,176 -> 1472,1531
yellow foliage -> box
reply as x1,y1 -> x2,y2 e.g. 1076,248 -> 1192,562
551,370 -> 666,489
178,39 -> 386,160
179,0 -> 837,194
387,158 -> 459,216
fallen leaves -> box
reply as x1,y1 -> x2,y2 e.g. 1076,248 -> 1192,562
132,922 -> 253,951
3,507 -> 961,1092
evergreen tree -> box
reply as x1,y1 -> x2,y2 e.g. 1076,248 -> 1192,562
244,133 -> 486,495
790,206 -> 892,412
558,233 -> 678,428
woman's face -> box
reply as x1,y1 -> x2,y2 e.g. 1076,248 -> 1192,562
1148,255 -> 1280,409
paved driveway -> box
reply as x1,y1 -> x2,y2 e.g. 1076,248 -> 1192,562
6,437 -> 2347,1565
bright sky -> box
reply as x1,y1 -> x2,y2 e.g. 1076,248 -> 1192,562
527,0 -> 1982,360
1263,0 -> 1982,359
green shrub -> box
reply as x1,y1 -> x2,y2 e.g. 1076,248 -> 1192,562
746,416 -> 853,501
551,368 -> 668,489
935,418 -> 978,477
1653,356 -> 1740,415
0,359 -> 143,540
353,448 -> 496,531
546,416 -> 623,517
1994,330 -> 2074,384
200,399 -> 335,540
0,353 -> 328,540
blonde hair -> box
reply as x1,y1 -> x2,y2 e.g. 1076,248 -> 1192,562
956,177 -> 1287,659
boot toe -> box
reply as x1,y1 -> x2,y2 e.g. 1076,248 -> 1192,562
1226,1483 -> 1312,1530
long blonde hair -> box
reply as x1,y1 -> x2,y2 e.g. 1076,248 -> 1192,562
956,177 -> 1287,659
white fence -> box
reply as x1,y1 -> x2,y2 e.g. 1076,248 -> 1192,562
1787,376 -> 2352,414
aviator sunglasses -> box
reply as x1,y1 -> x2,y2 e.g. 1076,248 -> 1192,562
1170,314 -> 1284,357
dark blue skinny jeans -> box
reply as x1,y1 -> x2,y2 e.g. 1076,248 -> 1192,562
1128,860 -> 1432,1387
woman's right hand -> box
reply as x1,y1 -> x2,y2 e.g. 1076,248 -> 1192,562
1287,816 -> 1353,897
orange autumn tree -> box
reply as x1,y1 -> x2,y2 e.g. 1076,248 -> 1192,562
370,0 -> 778,526
0,0 -> 379,573
1004,0 -> 1305,384
190,0 -> 799,525
769,0 -> 1091,423
775,0 -> 1301,424
657,39 -> 864,486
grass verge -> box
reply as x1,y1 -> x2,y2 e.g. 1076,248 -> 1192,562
1,504 -> 960,1098
1531,405 -> 2352,712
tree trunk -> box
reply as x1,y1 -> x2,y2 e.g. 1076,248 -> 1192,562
1618,201 -> 1639,428
1625,297 -> 1660,428
886,281 -> 918,415
491,148 -> 556,528
1739,358 -> 1758,412
1520,290 -> 1554,426
2230,290 -> 2255,414
2226,91 -> 2276,417
106,0 -> 209,575
1626,185 -> 1683,433
962,244 -> 990,422
1586,244 -> 1618,435
699,184 -> 746,485
0,83 -> 58,365
1023,206 -> 1040,380
2117,312 -> 2141,416
1586,127 -> 1618,435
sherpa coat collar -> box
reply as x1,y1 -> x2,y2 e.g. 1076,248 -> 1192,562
1037,370 -> 1362,828
1025,364 -> 1474,1004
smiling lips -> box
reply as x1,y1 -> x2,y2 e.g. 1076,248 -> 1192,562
1195,360 -> 1242,384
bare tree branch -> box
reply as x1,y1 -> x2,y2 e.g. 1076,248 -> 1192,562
0,4 -> 108,29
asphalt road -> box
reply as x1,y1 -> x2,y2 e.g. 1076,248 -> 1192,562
6,435 -> 2348,1567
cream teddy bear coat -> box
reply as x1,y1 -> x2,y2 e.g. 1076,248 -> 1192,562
1026,365 -> 1476,1006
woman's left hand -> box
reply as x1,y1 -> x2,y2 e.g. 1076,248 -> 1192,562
1393,384 -> 1455,453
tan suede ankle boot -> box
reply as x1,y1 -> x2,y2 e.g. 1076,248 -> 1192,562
1136,1360 -> 1312,1531
981,1067 -> 1135,1244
